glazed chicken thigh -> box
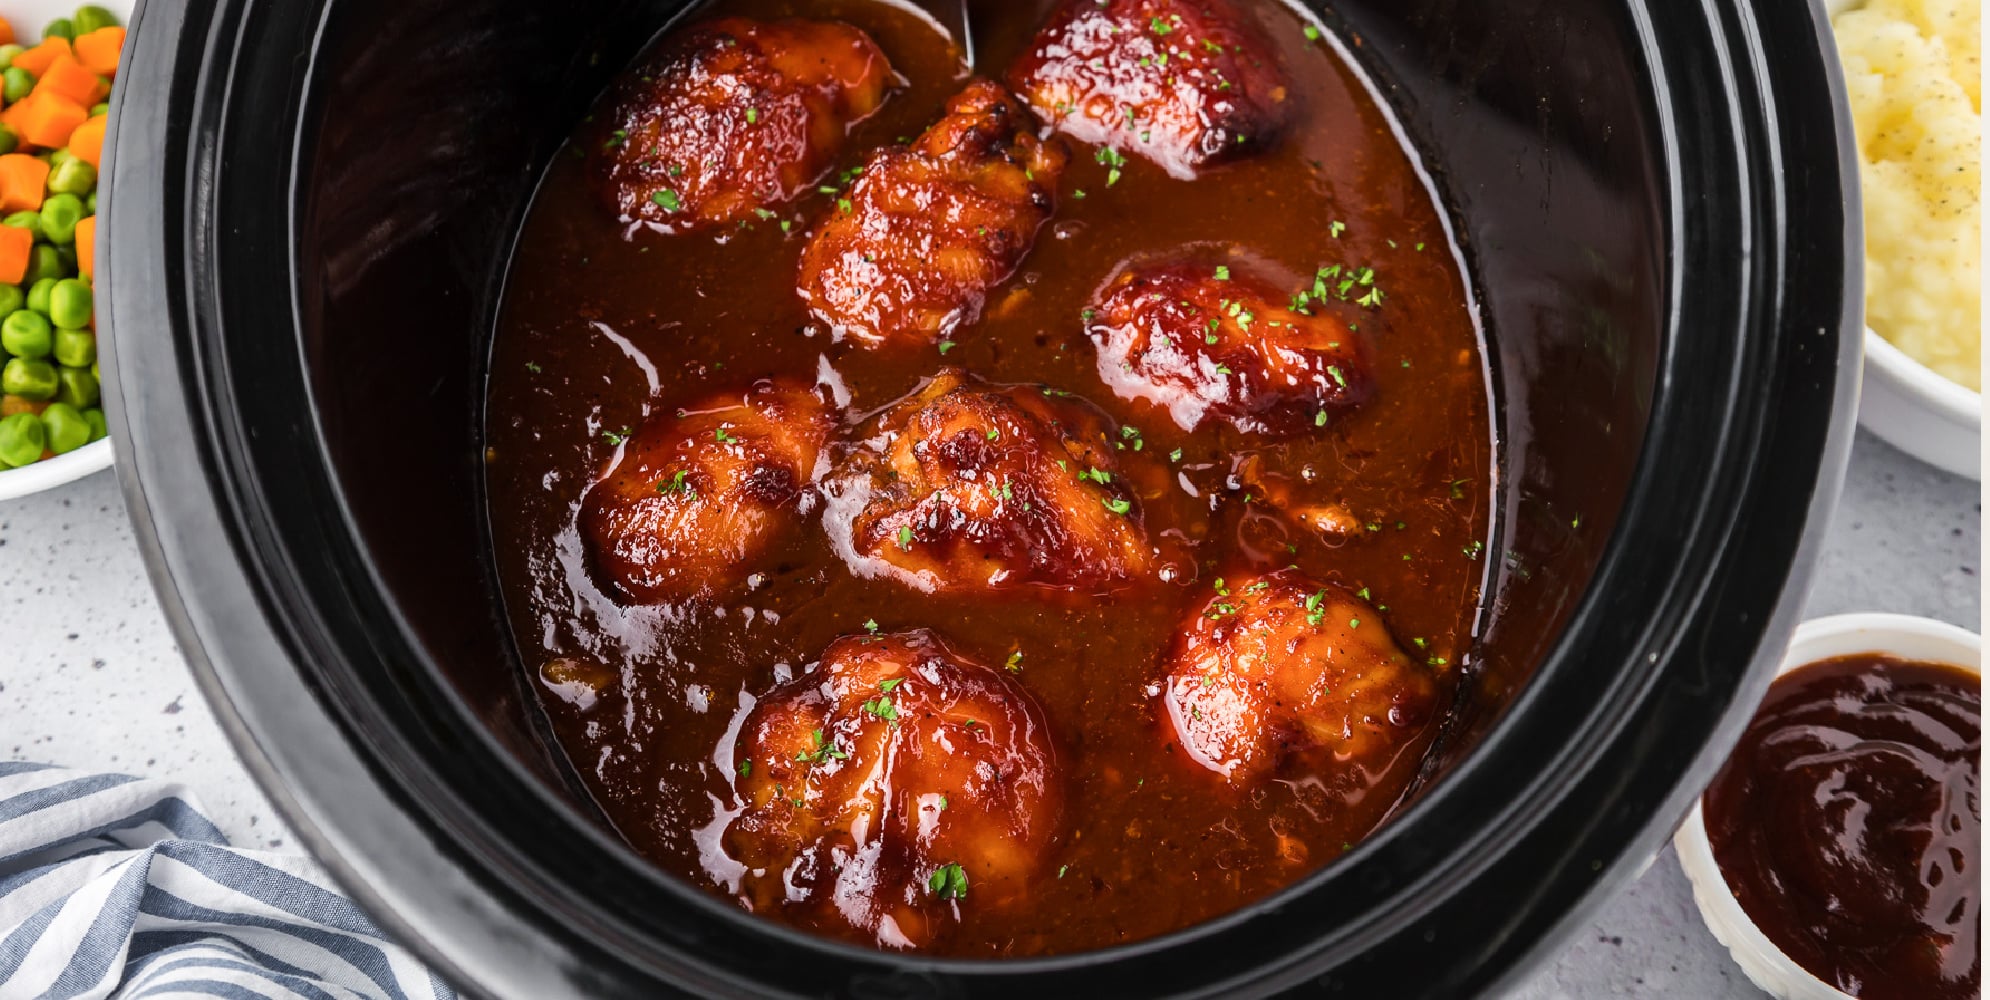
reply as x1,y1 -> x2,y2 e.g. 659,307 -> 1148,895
1008,0 -> 1292,179
1162,569 -> 1441,782
1087,256 -> 1374,435
581,380 -> 833,603
586,17 -> 893,232
824,370 -> 1162,593
796,79 -> 1067,347
727,630 -> 1061,947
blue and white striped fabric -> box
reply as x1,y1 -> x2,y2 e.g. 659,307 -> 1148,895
0,763 -> 454,1000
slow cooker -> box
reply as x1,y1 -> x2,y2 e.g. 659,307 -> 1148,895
100,0 -> 1861,994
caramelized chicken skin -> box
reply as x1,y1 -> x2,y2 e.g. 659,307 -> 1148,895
726,629 -> 1060,948
1163,569 -> 1440,782
796,79 -> 1068,347
825,370 -> 1162,593
1088,256 -> 1373,435
586,18 -> 893,232
1008,0 -> 1292,179
580,380 -> 833,603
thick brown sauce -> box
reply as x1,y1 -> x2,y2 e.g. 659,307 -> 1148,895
485,0 -> 1495,955
1706,654 -> 1981,1000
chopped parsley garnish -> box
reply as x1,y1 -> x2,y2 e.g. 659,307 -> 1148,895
1214,265 -> 1231,281
864,618 -> 880,633
1006,650 -> 1024,672
862,680 -> 901,726
897,525 -> 914,550
1303,24 -> 1322,41
1102,497 -> 1132,515
1149,15 -> 1174,34
524,361 -> 541,374
745,107 -> 760,124
1095,146 -> 1127,187
796,728 -> 848,765
737,759 -> 752,778
938,340 -> 957,355
929,862 -> 969,900
1169,447 -> 1183,462
603,426 -> 632,445
1329,220 -> 1346,238
651,189 -> 681,212
986,427 -> 1001,441
1314,411 -> 1328,427
714,427 -> 737,444
1304,590 -> 1327,626
654,470 -> 694,497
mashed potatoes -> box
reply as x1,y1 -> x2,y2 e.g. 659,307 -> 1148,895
1834,0 -> 1981,391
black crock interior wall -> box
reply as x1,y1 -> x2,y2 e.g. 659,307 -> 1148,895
298,0 -> 680,795
1314,0 -> 1664,780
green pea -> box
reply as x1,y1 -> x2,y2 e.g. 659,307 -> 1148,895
2,210 -> 39,241
49,280 -> 90,330
38,401 -> 87,453
45,147 -> 70,168
25,277 -> 54,314
2,67 -> 33,103
0,44 -> 24,70
88,102 -> 108,116
0,124 -> 16,156
22,245 -> 63,285
0,284 -> 23,318
39,193 -> 82,245
42,18 -> 74,41
55,364 -> 96,406
72,6 -> 119,34
53,329 -> 94,369
2,356 -> 56,399
83,405 -> 103,441
1,309 -> 51,359
54,245 -> 74,275
0,411 -> 43,465
46,158 -> 94,196
84,190 -> 95,214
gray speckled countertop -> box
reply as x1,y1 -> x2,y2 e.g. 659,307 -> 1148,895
0,430 -> 1978,997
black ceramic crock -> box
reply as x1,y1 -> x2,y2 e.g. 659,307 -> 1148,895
97,0 -> 1862,995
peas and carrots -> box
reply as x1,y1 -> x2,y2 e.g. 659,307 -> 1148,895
0,5 -> 119,469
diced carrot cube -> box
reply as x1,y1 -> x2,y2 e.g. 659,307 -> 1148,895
34,53 -> 107,106
75,215 -> 94,279
0,222 -> 32,283
0,19 -> 16,47
12,38 -> 70,78
12,93 -> 87,150
0,153 -> 49,212
73,27 -> 122,79
68,115 -> 105,168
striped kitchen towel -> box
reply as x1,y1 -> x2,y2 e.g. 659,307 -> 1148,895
0,762 -> 454,1000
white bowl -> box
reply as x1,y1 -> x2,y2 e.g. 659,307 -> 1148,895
1673,612 -> 1983,999
1860,327 -> 1982,480
0,0 -> 129,501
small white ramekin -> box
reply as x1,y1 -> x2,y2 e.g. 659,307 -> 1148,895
1860,328 -> 1982,480
1673,612 -> 1983,1000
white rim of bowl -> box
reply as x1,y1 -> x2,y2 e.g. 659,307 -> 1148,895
1864,327 -> 1983,428
0,437 -> 113,501
1673,612 -> 1982,1000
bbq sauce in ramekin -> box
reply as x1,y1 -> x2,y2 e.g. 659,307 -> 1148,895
1705,653 -> 1981,1000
